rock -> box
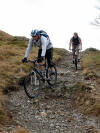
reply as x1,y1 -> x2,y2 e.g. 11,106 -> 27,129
64,92 -> 70,98
85,100 -> 90,106
27,100 -> 30,103
50,123 -> 54,128
56,126 -> 60,129
33,99 -> 39,103
49,115 -> 55,119
94,72 -> 100,78
40,112 -> 47,117
13,75 -> 20,79
46,105 -> 51,109
84,76 -> 90,80
68,117 -> 74,122
44,96 -> 50,99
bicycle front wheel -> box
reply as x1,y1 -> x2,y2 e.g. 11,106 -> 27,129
24,71 -> 41,98
47,65 -> 57,86
74,58 -> 78,70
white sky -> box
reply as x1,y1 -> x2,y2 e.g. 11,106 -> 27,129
0,0 -> 100,50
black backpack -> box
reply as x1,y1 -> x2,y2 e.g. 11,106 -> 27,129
38,30 -> 49,39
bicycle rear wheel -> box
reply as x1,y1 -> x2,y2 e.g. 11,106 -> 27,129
74,58 -> 78,70
47,65 -> 57,86
24,71 -> 41,98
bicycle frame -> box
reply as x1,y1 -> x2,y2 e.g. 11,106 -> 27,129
74,49 -> 78,60
28,59 -> 48,82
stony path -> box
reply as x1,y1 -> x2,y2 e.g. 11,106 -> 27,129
7,52 -> 100,133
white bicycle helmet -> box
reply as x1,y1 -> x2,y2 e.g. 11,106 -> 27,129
31,29 -> 39,36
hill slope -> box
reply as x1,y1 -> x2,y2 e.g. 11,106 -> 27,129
0,30 -> 13,41
7,48 -> 100,133
0,30 -> 68,131
0,31 -> 100,133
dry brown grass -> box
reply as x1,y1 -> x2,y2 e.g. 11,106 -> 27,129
0,45 -> 67,91
71,82 -> 97,115
0,30 -> 68,129
0,43 -> 37,126
72,81 -> 100,116
81,50 -> 100,80
72,49 -> 100,116
12,127 -> 29,133
0,31 -> 68,128
0,30 -> 13,41
0,90 -> 10,126
85,103 -> 100,116
0,44 -> 38,126
53,48 -> 67,63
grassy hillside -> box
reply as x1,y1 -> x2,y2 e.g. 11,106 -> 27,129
0,30 -> 13,41
0,30 -> 68,130
81,48 -> 100,116
82,48 -> 100,82
73,48 -> 100,116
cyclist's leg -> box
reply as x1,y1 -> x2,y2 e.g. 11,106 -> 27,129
76,45 -> 80,60
45,48 -> 54,72
37,49 -> 44,71
72,44 -> 75,62
37,49 -> 42,61
46,48 -> 57,85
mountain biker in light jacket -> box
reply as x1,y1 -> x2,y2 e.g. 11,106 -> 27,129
69,32 -> 82,63
22,29 -> 54,71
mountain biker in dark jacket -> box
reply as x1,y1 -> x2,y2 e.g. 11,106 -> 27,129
22,29 -> 54,71
69,32 -> 82,62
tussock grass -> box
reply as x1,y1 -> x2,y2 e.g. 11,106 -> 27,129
72,81 -> 100,116
71,82 -> 97,115
0,30 -> 13,41
0,91 -> 9,125
74,48 -> 100,116
54,48 -> 68,63
0,45 -> 67,92
8,39 -> 28,48
73,82 -> 92,91
81,49 -> 100,80
0,44 -> 38,126
12,127 -> 29,133
85,103 -> 100,116
0,45 -> 38,91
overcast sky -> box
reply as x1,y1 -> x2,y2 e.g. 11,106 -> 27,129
0,0 -> 100,50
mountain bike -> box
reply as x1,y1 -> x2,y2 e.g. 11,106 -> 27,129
70,49 -> 80,70
23,59 -> 57,98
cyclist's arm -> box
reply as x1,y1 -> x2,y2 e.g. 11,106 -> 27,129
79,38 -> 82,50
69,39 -> 72,50
41,36 -> 47,57
25,38 -> 33,58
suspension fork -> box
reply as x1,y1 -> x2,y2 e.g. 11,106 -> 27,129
30,70 -> 37,86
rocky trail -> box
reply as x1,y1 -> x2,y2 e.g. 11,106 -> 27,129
6,52 -> 100,133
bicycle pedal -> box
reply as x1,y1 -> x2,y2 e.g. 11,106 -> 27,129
46,78 -> 51,81
78,59 -> 80,62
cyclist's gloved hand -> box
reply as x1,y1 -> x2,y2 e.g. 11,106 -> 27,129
40,56 -> 44,62
22,57 -> 27,63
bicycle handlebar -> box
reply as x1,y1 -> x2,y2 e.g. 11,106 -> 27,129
26,59 -> 46,67
27,59 -> 38,64
69,48 -> 81,50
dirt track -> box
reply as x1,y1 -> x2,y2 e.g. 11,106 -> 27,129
7,52 -> 100,133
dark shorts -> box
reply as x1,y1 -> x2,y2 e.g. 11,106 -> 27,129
38,48 -> 53,67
